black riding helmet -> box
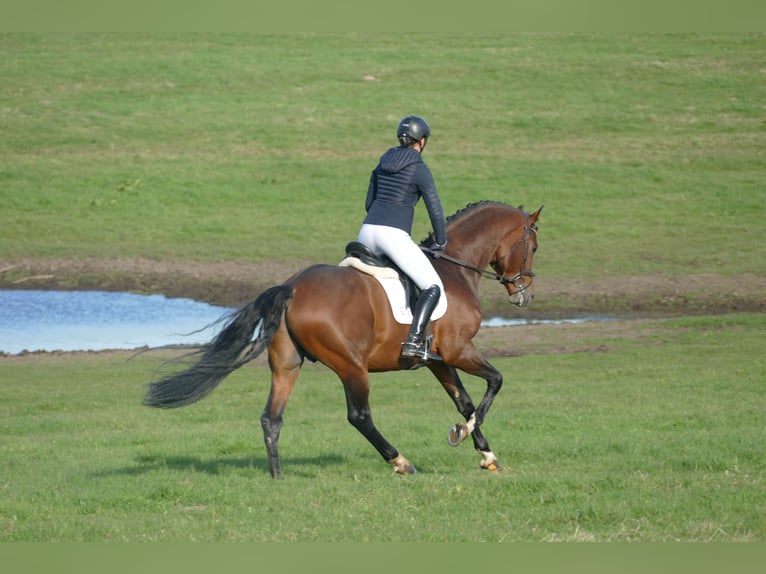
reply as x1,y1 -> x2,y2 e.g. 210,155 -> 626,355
397,116 -> 431,147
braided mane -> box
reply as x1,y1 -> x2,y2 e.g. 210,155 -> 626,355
420,200 -> 520,245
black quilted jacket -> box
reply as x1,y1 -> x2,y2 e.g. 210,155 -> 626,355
363,146 -> 447,245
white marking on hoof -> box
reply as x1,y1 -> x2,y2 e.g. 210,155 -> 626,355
480,451 -> 501,472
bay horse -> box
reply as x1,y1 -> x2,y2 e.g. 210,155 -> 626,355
144,201 -> 543,478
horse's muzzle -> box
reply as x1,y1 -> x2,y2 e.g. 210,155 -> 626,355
506,278 -> 535,307
508,290 -> 534,307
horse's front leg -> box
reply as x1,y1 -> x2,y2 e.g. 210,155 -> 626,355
427,361 -> 502,472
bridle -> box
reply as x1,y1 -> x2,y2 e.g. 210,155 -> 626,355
425,214 -> 537,295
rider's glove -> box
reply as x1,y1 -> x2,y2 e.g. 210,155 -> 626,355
429,242 -> 447,259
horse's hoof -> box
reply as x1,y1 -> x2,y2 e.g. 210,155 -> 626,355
480,459 -> 501,473
389,455 -> 417,475
448,423 -> 468,446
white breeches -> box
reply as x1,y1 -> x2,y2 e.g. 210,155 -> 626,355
357,224 -> 444,292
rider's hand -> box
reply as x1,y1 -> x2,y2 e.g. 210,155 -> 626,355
429,242 -> 446,259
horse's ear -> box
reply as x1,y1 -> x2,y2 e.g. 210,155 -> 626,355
528,205 -> 544,225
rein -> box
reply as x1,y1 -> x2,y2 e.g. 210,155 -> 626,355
427,250 -> 511,283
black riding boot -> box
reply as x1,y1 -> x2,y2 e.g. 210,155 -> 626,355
401,285 -> 441,360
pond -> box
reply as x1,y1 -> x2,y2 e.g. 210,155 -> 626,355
0,290 -> 608,355
0,290 -> 232,355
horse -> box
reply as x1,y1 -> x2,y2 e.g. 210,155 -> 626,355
144,201 -> 543,478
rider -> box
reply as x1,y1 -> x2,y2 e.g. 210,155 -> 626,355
357,115 -> 447,360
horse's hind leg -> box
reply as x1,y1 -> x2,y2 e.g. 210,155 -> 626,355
428,362 -> 501,472
261,317 -> 303,479
341,370 -> 416,475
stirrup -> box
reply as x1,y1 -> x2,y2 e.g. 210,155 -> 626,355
400,335 -> 442,362
400,337 -> 422,358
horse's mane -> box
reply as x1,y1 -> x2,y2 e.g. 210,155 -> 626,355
420,200 -> 522,245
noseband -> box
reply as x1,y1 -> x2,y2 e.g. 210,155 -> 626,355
425,215 -> 537,295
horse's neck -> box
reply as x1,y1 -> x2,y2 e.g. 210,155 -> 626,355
449,239 -> 494,269
448,219 -> 505,268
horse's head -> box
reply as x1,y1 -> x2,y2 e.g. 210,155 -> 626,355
490,205 -> 543,307
425,201 -> 543,307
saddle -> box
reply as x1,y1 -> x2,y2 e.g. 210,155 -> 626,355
343,241 -> 421,310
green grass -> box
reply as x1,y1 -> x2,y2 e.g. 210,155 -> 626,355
1,33 -> 764,276
1,314 -> 763,541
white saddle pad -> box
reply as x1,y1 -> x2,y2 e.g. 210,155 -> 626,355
338,257 -> 448,325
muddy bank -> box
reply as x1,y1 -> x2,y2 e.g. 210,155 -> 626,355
2,257 -> 764,317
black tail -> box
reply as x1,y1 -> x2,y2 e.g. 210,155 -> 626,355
143,285 -> 293,409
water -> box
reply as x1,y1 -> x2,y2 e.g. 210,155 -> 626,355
0,290 -> 233,355
0,290 -> 612,355
481,316 -> 609,327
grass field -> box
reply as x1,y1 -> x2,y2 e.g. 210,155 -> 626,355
1,33 -> 764,277
1,34 -> 765,544
1,313 -> 764,542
